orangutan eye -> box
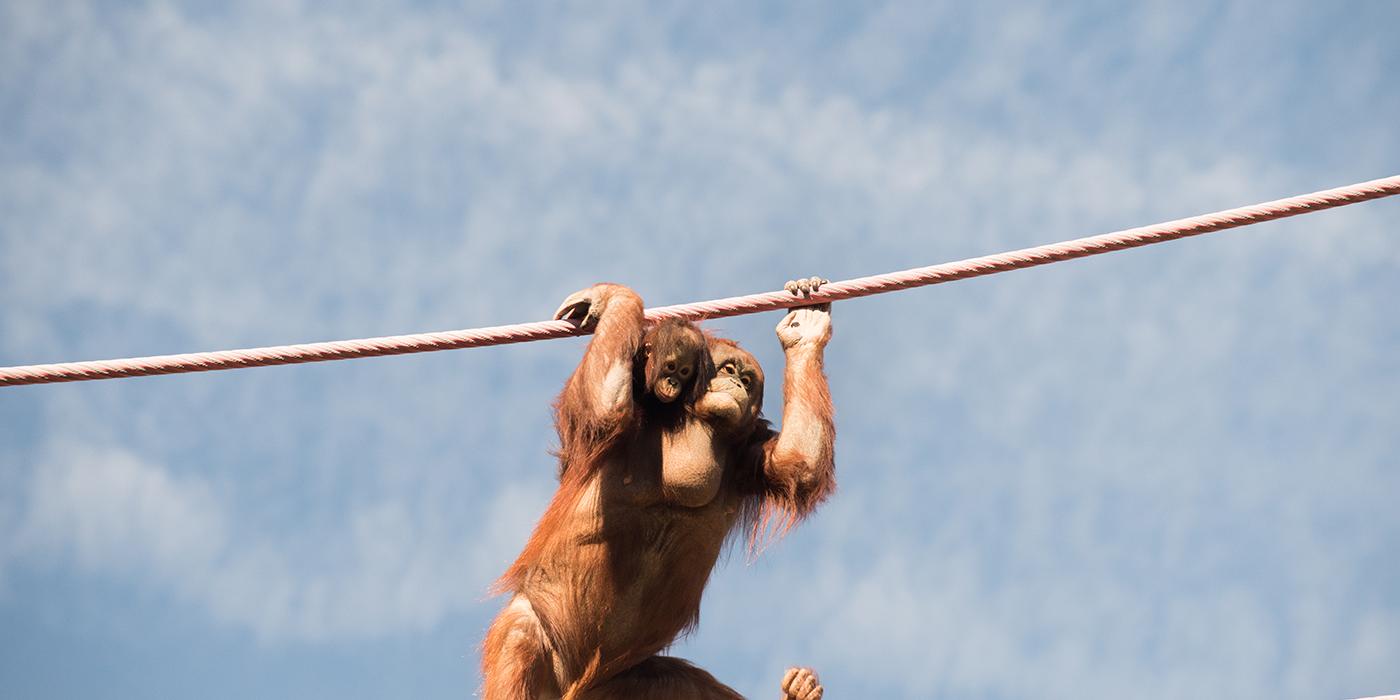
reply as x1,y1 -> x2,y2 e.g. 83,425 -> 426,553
740,375 -> 752,387
678,366 -> 692,378
721,363 -> 737,376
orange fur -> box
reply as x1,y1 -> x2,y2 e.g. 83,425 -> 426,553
482,285 -> 835,700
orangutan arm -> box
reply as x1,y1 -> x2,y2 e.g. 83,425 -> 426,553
554,283 -> 645,435
762,304 -> 835,519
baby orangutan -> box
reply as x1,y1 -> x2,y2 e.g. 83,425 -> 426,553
636,317 -> 712,409
483,278 -> 834,700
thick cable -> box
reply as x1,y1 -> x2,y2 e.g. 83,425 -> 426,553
2,174 -> 1398,387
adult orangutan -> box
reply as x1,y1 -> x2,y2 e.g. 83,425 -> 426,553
482,278 -> 835,700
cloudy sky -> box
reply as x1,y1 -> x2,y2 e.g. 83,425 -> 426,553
2,2 -> 1398,698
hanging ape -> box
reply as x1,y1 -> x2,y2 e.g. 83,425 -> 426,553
483,277 -> 835,700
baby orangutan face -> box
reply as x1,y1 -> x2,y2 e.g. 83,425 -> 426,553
640,319 -> 711,405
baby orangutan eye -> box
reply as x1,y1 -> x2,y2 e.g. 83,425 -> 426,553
679,366 -> 692,378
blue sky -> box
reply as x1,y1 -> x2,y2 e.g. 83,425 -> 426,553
2,2 -> 1398,698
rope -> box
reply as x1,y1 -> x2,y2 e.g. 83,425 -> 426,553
3,174 -> 1398,387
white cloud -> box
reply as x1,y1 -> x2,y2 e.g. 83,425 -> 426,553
9,440 -> 545,642
17,443 -> 227,579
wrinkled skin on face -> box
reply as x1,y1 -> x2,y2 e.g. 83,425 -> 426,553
696,339 -> 765,430
638,318 -> 711,406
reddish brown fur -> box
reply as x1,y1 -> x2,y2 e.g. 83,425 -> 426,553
577,657 -> 744,699
482,283 -> 835,700
638,318 -> 712,411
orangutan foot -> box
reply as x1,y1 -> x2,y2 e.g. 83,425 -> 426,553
780,667 -> 823,700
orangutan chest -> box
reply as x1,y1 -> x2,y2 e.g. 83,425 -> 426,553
657,422 -> 725,507
612,422 -> 725,509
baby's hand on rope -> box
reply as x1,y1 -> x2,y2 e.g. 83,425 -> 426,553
777,277 -> 832,350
